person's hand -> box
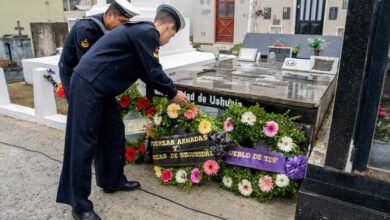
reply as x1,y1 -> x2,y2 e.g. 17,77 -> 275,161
172,90 -> 189,106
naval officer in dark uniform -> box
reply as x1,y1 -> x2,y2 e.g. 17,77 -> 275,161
56,3 -> 189,220
59,0 -> 140,97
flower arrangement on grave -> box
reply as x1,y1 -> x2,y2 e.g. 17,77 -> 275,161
375,92 -> 390,142
154,159 -> 220,191
43,68 -> 65,98
273,40 -> 285,48
216,102 -> 307,201
117,84 -> 157,119
307,36 -> 326,56
118,84 -> 158,164
231,42 -> 242,55
117,86 -> 308,200
146,98 -> 218,138
146,97 -> 221,190
125,139 -> 146,164
291,44 -> 301,58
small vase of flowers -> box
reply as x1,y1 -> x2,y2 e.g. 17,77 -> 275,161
291,44 -> 301,58
308,37 -> 326,56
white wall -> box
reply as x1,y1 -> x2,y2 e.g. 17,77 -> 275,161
233,0 -> 250,44
0,0 -> 65,38
172,0 -> 195,36
323,0 -> 347,35
251,0 -> 295,34
191,0 -> 348,44
193,0 -> 216,44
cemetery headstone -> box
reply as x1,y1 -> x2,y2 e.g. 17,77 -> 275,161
268,46 -> 292,63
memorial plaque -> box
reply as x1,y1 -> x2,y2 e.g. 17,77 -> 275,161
312,59 -> 335,72
264,7 -> 271,19
123,118 -> 147,135
238,48 -> 258,62
268,46 -> 292,63
329,7 -> 338,20
283,7 -> 291,20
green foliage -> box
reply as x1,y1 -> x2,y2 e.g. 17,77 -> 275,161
231,42 -> 243,53
215,102 -> 306,201
117,84 -> 144,117
148,98 -> 220,138
118,87 -> 307,202
124,138 -> 146,164
154,165 -> 218,191
218,164 -> 299,201
307,36 -> 326,49
221,102 -> 306,156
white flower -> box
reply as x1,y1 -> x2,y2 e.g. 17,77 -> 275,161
222,176 -> 233,188
240,111 -> 256,126
175,169 -> 187,183
153,115 -> 162,125
275,174 -> 290,188
238,179 -> 253,196
277,136 -> 294,152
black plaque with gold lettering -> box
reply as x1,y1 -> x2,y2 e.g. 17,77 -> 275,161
151,133 -> 215,166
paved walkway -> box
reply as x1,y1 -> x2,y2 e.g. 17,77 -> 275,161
0,115 -> 296,220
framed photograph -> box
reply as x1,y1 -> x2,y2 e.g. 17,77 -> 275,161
238,48 -> 258,62
268,46 -> 292,63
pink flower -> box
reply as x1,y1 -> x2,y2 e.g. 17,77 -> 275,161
161,169 -> 172,183
184,106 -> 198,119
379,111 -> 387,118
258,175 -> 273,192
203,160 -> 219,176
263,121 -> 279,137
190,168 -> 201,183
224,118 -> 234,132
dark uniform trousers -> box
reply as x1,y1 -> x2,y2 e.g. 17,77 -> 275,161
56,74 -> 126,212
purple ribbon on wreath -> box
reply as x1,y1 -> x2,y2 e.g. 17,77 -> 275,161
285,154 -> 307,180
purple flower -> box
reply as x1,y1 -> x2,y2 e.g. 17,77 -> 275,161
285,155 -> 307,180
47,68 -> 56,75
384,92 -> 389,99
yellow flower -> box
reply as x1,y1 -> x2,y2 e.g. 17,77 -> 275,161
198,120 -> 212,134
154,166 -> 162,178
167,103 -> 181,119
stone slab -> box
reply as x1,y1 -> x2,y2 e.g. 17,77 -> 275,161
243,33 -> 343,59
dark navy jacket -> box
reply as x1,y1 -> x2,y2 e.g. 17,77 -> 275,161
73,21 -> 177,99
59,14 -> 105,77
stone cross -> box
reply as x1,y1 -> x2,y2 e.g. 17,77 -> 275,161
14,21 -> 24,37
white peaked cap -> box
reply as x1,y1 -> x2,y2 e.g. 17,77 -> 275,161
156,3 -> 186,32
114,0 -> 140,17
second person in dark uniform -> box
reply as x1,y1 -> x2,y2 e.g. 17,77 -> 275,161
59,0 -> 140,97
56,3 -> 189,220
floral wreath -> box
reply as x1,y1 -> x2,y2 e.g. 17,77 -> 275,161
118,86 -> 307,201
118,84 -> 157,164
217,103 -> 306,201
43,68 -> 65,98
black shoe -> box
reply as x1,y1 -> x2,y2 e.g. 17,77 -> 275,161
72,209 -> 101,220
103,180 -> 141,193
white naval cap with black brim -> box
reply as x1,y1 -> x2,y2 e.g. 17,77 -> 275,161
112,0 -> 140,18
156,3 -> 186,32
